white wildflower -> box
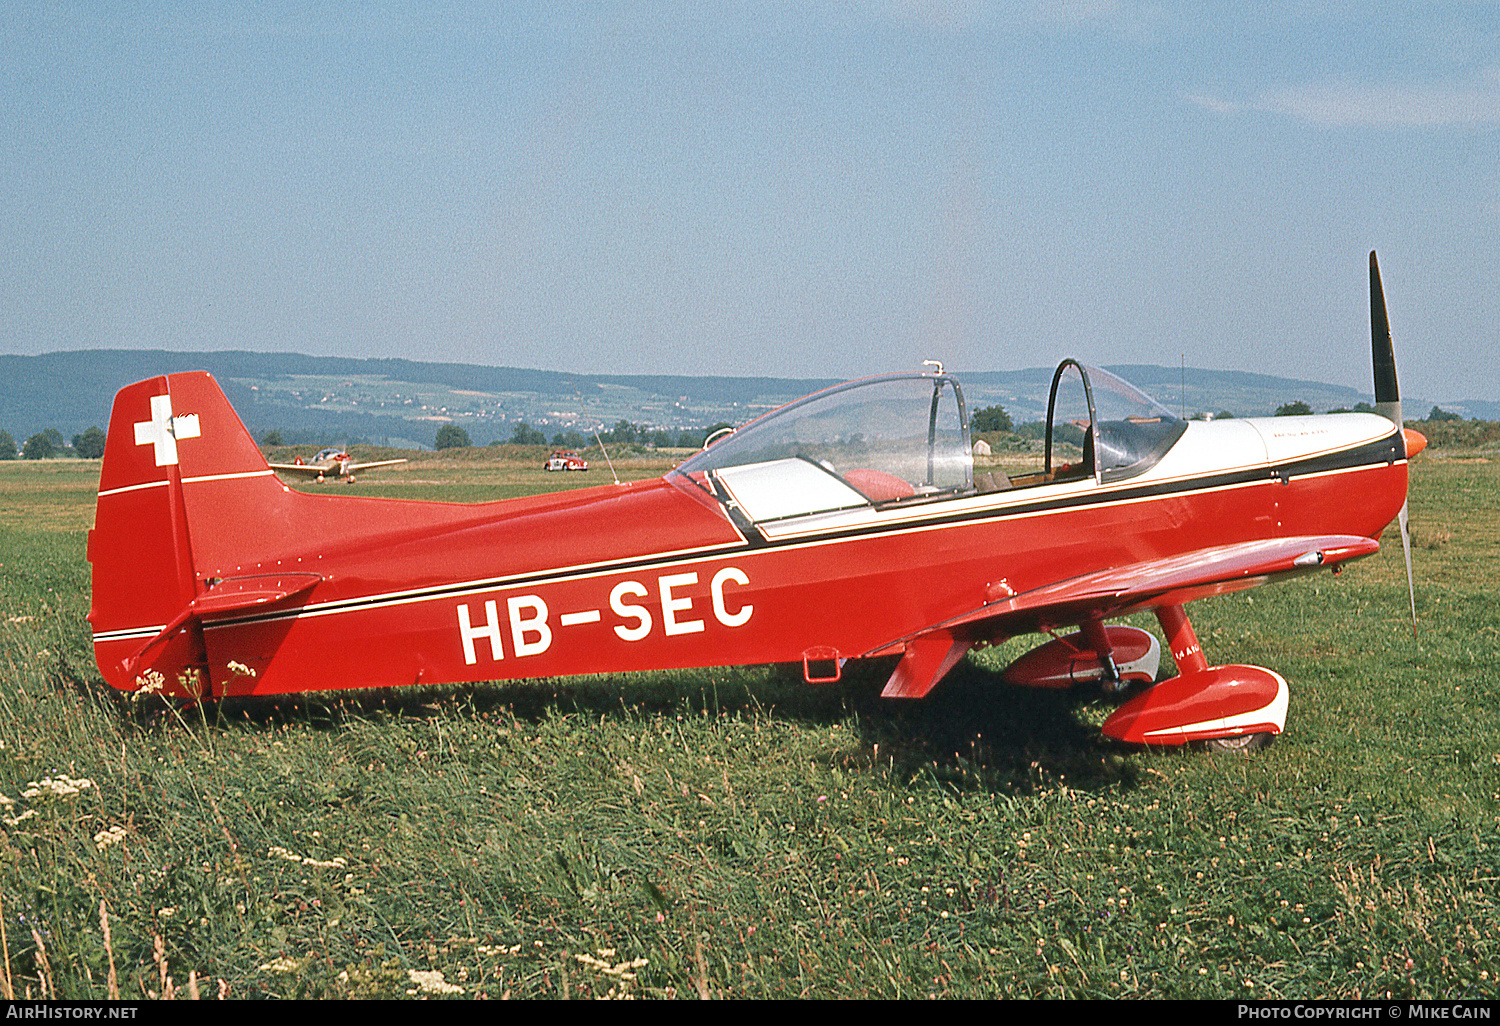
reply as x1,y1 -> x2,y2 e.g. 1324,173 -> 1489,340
574,951 -> 649,981
22,775 -> 94,799
258,957 -> 299,973
268,846 -> 347,870
226,661 -> 257,678
94,825 -> 128,849
407,969 -> 463,995
2,809 -> 36,827
134,670 -> 166,695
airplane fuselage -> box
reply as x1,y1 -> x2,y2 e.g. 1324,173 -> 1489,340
91,402 -> 1406,699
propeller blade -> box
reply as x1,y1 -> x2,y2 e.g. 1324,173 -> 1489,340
1371,251 -> 1418,634
1370,251 -> 1404,436
1370,251 -> 1399,413
1398,500 -> 1417,635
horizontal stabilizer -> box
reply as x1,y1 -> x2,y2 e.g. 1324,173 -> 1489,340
120,573 -> 323,678
192,573 -> 323,616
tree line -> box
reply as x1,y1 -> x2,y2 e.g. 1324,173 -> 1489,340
976,400 -> 1475,427
0,426 -> 106,460
432,419 -> 737,451
4,402 -> 1480,462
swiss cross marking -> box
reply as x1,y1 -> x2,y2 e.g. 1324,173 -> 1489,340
134,394 -> 201,467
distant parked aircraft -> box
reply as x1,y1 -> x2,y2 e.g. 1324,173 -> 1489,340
269,448 -> 407,483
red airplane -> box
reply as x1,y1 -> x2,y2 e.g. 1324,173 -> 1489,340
268,447 -> 407,483
88,254 -> 1424,750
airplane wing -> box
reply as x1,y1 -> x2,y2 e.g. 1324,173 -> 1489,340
874,534 -> 1380,698
268,463 -> 329,478
268,459 -> 407,477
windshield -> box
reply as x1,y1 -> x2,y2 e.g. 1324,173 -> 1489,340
677,374 -> 971,513
1085,366 -> 1185,482
1034,362 -> 1186,486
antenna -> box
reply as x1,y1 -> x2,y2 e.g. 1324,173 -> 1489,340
1180,354 -> 1186,419
594,426 -> 620,485
571,377 -> 621,486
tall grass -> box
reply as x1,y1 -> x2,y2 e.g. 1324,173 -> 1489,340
0,455 -> 1494,998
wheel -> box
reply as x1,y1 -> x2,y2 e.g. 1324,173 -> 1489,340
1202,732 -> 1274,753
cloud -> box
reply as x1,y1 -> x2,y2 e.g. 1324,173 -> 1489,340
1190,68 -> 1500,128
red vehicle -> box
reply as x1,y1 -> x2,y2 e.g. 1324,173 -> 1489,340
88,255 -> 1422,750
544,450 -> 589,472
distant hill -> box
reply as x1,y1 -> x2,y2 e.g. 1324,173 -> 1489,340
0,350 -> 840,448
0,349 -> 1478,448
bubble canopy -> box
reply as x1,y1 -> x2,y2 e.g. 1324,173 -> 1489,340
675,373 -> 971,515
1047,361 -> 1186,484
671,364 -> 1185,525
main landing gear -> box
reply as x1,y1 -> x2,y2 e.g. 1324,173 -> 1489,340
1201,731 -> 1275,753
1000,604 -> 1287,750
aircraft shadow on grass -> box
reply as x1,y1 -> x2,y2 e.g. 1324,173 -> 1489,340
104,654 -> 1148,796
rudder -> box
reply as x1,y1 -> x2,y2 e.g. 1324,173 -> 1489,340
89,372 -> 294,695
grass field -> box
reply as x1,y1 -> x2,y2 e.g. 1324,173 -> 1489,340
0,447 -> 1495,999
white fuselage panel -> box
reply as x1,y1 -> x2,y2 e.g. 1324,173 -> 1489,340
1246,413 -> 1394,465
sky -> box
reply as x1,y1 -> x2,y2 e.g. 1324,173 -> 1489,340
2,1 -> 1497,403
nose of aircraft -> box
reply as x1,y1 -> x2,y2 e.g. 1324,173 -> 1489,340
1402,427 -> 1428,458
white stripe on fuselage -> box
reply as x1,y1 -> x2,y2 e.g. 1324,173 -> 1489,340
99,420 -> 1399,640
192,456 -> 1395,637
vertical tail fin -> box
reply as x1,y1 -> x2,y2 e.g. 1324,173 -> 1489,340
88,372 -> 293,693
